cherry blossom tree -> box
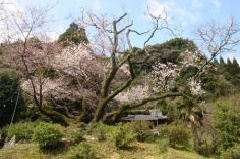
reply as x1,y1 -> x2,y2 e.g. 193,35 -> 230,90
1,6 -> 71,125
73,10 -> 188,123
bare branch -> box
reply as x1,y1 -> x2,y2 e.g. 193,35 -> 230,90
195,18 -> 240,78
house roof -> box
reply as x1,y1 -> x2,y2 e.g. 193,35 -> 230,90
120,114 -> 168,121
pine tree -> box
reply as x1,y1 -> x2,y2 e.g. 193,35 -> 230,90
58,22 -> 88,47
230,57 -> 240,75
227,57 -> 232,65
214,58 -> 219,65
219,56 -> 225,65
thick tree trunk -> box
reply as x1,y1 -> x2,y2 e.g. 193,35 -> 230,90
94,98 -> 109,122
38,104 -> 70,126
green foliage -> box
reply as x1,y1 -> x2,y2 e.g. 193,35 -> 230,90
67,130 -> 85,145
220,145 -> 240,159
131,121 -> 152,131
179,66 -> 199,80
164,123 -> 190,148
91,122 -> 117,142
196,144 -> 216,157
96,124 -> 107,142
148,38 -> 198,64
214,56 -> 240,93
33,122 -> 64,149
132,38 -> 200,74
7,122 -> 37,142
35,66 -> 59,79
115,123 -> 137,149
0,127 -> 7,147
130,121 -> 153,143
0,68 -> 24,127
67,142 -> 99,159
58,22 -> 88,47
214,101 -> 240,151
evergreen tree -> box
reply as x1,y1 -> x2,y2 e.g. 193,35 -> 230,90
227,57 -> 232,65
0,69 -> 24,127
214,58 -> 219,65
231,57 -> 240,75
58,22 -> 88,47
219,56 -> 225,65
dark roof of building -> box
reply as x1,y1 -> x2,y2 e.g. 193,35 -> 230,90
120,114 -> 168,121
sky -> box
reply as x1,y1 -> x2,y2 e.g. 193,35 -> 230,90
2,0 -> 240,61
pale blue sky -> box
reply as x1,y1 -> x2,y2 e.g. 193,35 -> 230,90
12,0 -> 240,60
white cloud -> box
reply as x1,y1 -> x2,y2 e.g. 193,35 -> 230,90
146,0 -> 171,21
146,0 -> 197,26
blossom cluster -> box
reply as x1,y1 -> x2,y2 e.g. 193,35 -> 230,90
148,62 -> 179,92
52,44 -> 102,78
114,84 -> 151,103
180,49 -> 204,69
149,49 -> 206,95
21,77 -> 64,96
188,78 -> 205,95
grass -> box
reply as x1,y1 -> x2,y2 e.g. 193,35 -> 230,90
0,144 -> 67,159
0,142 -> 212,159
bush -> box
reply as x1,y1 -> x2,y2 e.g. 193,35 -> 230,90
0,69 -> 24,127
115,123 -> 136,149
196,143 -> 217,157
131,121 -> 152,131
33,122 -> 64,149
136,131 -> 148,143
135,130 -> 159,143
214,101 -> 240,150
7,122 -> 37,143
220,145 -> 240,159
89,122 -> 117,141
96,124 -> 107,142
67,142 -> 99,159
0,127 -> 7,147
67,129 -> 85,145
165,123 -> 190,148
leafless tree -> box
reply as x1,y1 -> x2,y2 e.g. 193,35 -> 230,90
195,17 -> 240,78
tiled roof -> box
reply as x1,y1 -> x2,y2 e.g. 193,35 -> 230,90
120,114 -> 168,121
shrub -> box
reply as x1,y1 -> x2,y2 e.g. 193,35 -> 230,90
0,69 -> 24,127
135,130 -> 159,143
0,127 -> 7,147
115,123 -> 136,149
131,121 -> 152,131
124,121 -> 152,143
220,145 -> 240,159
96,124 -> 107,142
67,142 -> 99,159
165,123 -> 190,148
89,122 -> 117,141
7,122 -> 37,142
33,122 -> 64,149
136,131 -> 148,143
196,143 -> 217,157
214,101 -> 240,151
67,129 -> 85,145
